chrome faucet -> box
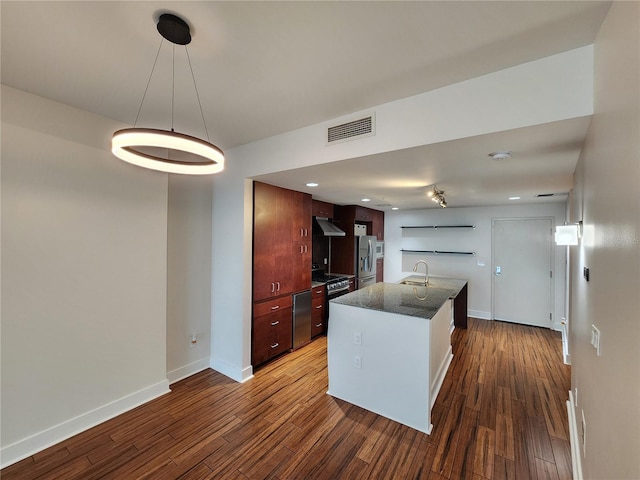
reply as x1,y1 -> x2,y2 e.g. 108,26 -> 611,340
412,260 -> 429,285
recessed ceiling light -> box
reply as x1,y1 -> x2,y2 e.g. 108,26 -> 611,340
361,198 -> 371,202
391,207 -> 399,210
306,182 -> 319,187
489,151 -> 512,160
509,196 -> 521,200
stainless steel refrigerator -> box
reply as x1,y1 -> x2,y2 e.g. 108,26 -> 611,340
355,234 -> 377,289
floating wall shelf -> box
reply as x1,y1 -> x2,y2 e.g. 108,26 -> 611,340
401,249 -> 476,256
401,225 -> 475,229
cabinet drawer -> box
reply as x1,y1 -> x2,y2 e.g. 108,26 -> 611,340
312,286 -> 325,298
253,296 -> 292,317
312,305 -> 325,332
311,320 -> 325,338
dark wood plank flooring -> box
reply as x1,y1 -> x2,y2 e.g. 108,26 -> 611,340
2,318 -> 571,479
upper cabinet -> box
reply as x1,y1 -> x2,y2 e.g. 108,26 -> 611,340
253,182 -> 311,302
312,199 -> 334,219
372,209 -> 384,241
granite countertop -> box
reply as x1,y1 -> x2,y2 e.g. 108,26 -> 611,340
330,276 -> 467,320
399,275 -> 467,298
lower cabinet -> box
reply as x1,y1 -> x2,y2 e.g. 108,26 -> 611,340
453,283 -> 468,329
311,286 -> 326,337
252,296 -> 293,366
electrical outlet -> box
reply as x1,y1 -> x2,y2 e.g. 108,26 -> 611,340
354,332 -> 362,345
354,355 -> 361,369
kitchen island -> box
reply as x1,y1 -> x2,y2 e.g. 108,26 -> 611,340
327,278 -> 465,434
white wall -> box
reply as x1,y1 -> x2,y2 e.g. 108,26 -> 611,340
568,3 -> 640,479
166,175 -> 213,383
212,47 -> 594,381
1,86 -> 170,466
384,203 -> 567,328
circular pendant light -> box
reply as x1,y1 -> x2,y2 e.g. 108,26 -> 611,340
111,14 -> 225,175
112,128 -> 224,175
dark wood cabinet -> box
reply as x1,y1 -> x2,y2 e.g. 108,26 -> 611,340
292,192 -> 312,293
354,206 -> 373,222
311,286 -> 326,337
376,258 -> 384,283
312,199 -> 334,218
253,182 -> 311,302
372,209 -> 384,240
252,181 -> 313,367
348,277 -> 356,292
453,283 -> 468,329
252,296 -> 293,366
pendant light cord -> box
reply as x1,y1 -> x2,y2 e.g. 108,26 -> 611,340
185,45 -> 210,142
133,38 -> 164,128
171,44 -> 175,132
131,36 -> 210,141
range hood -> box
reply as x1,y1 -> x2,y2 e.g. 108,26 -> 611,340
313,217 -> 346,237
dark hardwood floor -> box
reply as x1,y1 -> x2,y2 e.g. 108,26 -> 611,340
2,318 -> 572,479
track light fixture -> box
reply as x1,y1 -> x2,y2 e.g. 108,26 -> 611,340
111,14 -> 224,175
427,186 -> 447,208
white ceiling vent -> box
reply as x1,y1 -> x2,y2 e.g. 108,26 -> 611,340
327,113 -> 375,144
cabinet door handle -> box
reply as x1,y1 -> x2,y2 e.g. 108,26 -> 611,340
271,282 -> 275,293
270,343 -> 279,349
314,289 -> 322,294
300,245 -> 304,254
271,320 -> 280,326
315,305 -> 322,309
271,305 -> 280,311
276,282 -> 281,291
315,323 -> 323,328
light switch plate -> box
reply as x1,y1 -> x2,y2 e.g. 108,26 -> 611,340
590,325 -> 600,355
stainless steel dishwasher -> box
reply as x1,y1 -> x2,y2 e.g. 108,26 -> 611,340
292,290 -> 312,349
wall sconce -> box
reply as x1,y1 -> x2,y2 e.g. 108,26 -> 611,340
555,222 -> 582,245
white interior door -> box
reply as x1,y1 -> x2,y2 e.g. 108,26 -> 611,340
493,218 -> 553,328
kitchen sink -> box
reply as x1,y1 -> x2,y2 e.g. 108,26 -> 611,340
399,280 -> 428,286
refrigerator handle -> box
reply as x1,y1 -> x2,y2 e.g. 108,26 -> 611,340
368,239 -> 373,272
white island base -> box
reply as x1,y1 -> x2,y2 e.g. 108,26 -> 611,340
327,293 -> 453,434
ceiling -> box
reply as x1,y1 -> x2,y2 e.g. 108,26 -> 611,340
1,1 -> 611,210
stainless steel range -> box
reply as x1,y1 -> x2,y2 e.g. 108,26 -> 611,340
312,268 -> 351,327
323,275 -> 350,299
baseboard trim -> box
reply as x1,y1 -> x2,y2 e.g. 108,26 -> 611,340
561,324 -> 571,365
468,310 -> 492,320
167,358 -> 211,385
430,346 -> 454,410
567,390 -> 583,480
210,357 -> 253,383
0,379 -> 170,469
